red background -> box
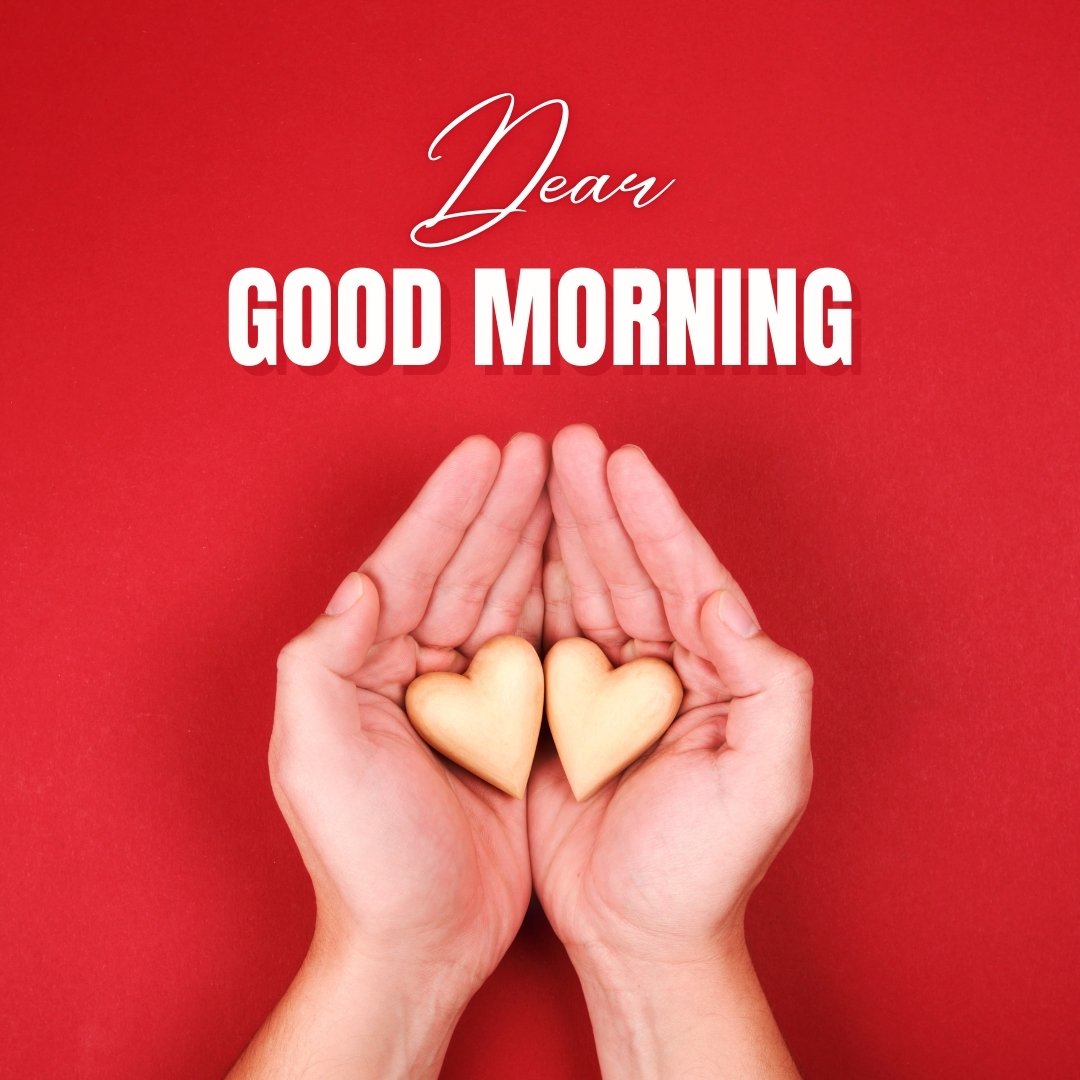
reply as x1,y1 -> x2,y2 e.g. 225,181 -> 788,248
3,2 -> 1078,1076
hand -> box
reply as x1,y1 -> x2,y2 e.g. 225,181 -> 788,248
529,424 -> 812,1077
231,433 -> 550,1079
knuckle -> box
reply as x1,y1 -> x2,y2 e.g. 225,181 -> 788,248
476,508 -> 523,542
485,594 -> 522,621
442,577 -> 490,606
517,527 -> 545,552
608,579 -> 657,602
584,623 -> 625,647
777,651 -> 814,693
276,634 -> 313,676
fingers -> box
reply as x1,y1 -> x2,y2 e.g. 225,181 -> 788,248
516,564 -> 545,648
607,444 -> 754,656
413,433 -> 548,648
542,523 -> 582,647
548,469 -> 625,654
550,425 -> 670,642
277,572 -> 381,680
459,491 -> 550,654
362,435 -> 501,641
699,589 -> 813,794
274,573 -> 382,745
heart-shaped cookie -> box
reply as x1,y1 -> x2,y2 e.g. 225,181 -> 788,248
544,637 -> 683,801
405,634 -> 543,798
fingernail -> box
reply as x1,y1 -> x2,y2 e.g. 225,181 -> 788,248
624,444 -> 647,458
717,590 -> 759,637
326,572 -> 364,615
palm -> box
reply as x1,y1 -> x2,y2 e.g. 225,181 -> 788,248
529,426 -> 782,958
346,645 -> 529,959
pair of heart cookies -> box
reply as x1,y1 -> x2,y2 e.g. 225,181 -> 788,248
405,636 -> 683,801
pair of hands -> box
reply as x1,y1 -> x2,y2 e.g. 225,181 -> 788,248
233,425 -> 812,1079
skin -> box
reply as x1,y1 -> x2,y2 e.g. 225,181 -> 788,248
528,424 -> 813,1078
229,433 -> 550,1079
230,425 -> 813,1079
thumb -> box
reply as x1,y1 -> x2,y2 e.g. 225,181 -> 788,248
277,571 -> 381,685
699,589 -> 813,771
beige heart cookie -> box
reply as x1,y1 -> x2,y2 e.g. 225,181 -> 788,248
405,634 -> 543,798
544,637 -> 684,801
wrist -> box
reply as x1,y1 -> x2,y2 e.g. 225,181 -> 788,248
568,927 -> 754,1033
310,917 -> 483,1015
295,926 -> 477,1079
568,935 -> 798,1080
561,901 -> 750,978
